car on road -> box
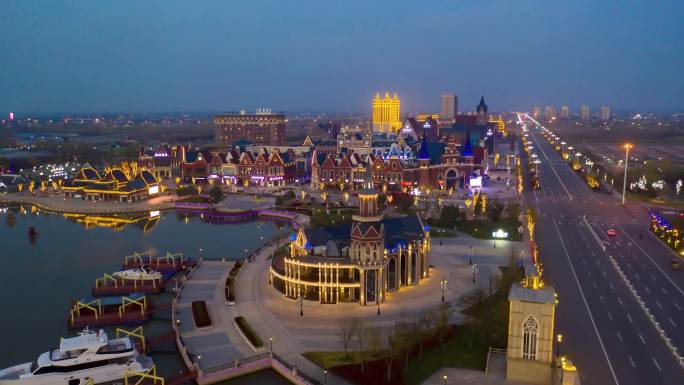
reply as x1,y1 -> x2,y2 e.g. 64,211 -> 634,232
672,259 -> 681,271
607,229 -> 617,236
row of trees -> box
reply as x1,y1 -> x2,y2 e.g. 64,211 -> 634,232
338,303 -> 453,383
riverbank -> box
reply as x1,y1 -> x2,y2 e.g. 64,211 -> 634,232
0,193 -> 174,214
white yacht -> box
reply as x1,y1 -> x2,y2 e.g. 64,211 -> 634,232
113,266 -> 162,281
0,329 -> 153,385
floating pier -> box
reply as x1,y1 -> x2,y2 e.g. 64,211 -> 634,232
123,251 -> 196,273
92,273 -> 167,296
68,293 -> 151,329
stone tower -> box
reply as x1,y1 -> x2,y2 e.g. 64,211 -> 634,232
506,264 -> 556,385
476,96 -> 488,125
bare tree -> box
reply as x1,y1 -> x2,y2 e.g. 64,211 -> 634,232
351,318 -> 367,372
338,318 -> 355,361
430,302 -> 453,350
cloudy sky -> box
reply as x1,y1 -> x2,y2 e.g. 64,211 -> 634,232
1,0 -> 682,115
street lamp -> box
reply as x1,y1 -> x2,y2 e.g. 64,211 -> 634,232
556,334 -> 562,361
323,369 -> 327,385
377,299 -> 380,316
442,374 -> 448,385
440,280 -> 447,302
269,337 -> 273,353
622,144 -> 632,205
469,246 -> 473,265
299,293 -> 304,317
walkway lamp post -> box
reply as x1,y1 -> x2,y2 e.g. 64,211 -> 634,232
269,337 -> 273,353
299,293 -> 304,317
442,374 -> 448,385
377,299 -> 380,316
469,246 -> 473,265
323,369 -> 327,385
622,144 -> 632,205
556,334 -> 562,361
440,280 -> 447,302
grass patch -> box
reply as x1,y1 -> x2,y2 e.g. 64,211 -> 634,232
235,316 -> 263,348
303,350 -> 388,369
455,218 -> 522,241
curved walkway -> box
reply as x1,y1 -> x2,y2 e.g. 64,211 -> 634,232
0,193 -> 174,214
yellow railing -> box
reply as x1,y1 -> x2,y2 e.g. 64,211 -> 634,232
95,273 -> 119,289
116,326 -> 146,352
70,298 -> 102,323
125,365 -> 164,385
119,296 -> 147,318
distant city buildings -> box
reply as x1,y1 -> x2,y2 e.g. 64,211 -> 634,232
580,105 -> 590,120
440,93 -> 458,120
532,106 -> 541,119
543,105 -> 556,120
560,105 -> 570,119
214,109 -> 286,146
372,92 -> 402,134
600,105 -> 611,121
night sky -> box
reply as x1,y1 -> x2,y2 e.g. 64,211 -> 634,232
1,0 -> 682,114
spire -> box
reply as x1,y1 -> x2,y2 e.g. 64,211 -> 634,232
477,96 -> 487,113
463,128 -> 473,157
417,130 -> 431,160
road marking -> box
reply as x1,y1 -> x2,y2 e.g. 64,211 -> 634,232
650,274 -> 656,281
617,297 -> 623,305
627,313 -> 632,323
582,259 -> 587,265
638,333 -> 645,344
644,285 -> 650,294
593,282 -> 597,289
669,318 -> 677,327
600,296 -> 605,303
618,224 -> 684,296
626,262 -> 632,269
616,331 -> 623,342
641,264 -> 646,270
602,269 -> 607,278
634,272 -> 639,280
550,219 -> 620,385
609,283 -> 615,291
607,311 -> 613,320
674,301 -> 681,311
652,358 -> 661,371
596,260 -> 601,266
628,356 -> 635,368
587,270 -> 592,276
655,300 -> 662,309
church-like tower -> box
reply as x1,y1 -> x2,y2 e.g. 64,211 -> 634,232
350,164 -> 385,264
476,96 -> 488,125
417,130 -> 431,190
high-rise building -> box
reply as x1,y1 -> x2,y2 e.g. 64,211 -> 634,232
600,106 -> 611,121
560,105 -> 570,119
532,106 -> 541,119
580,105 -> 590,120
440,93 -> 458,120
214,108 -> 286,146
372,92 -> 402,134
544,105 -> 556,120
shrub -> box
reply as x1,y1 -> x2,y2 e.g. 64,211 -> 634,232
235,316 -> 263,348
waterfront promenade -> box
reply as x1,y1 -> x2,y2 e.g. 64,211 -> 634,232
0,192 -> 174,214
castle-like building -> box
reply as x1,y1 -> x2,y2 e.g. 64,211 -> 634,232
269,167 -> 430,305
372,92 -> 402,134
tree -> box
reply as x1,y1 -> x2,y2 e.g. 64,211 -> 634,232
351,318 -> 368,372
275,190 -> 295,206
394,193 -> 413,212
487,200 -> 504,223
208,185 -> 223,203
338,318 -> 355,360
176,185 -> 198,196
436,205 -> 460,228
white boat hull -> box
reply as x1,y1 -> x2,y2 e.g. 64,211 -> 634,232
0,360 -> 149,385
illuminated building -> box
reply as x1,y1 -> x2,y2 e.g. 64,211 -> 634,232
580,105 -> 590,120
440,93 -> 458,120
600,105 -> 611,121
270,166 -> 430,305
532,106 -> 541,119
62,166 -> 159,202
215,109 -> 286,146
505,264 -> 577,385
559,105 -> 570,119
372,92 -> 402,134
544,105 -> 556,120
138,144 -> 184,180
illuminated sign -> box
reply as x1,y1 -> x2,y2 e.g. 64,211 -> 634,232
148,185 -> 159,195
469,176 -> 482,188
149,210 -> 160,218
492,229 -> 508,238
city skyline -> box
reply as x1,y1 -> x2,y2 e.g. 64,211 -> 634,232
1,1 -> 683,115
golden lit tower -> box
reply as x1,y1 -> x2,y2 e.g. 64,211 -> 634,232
372,92 -> 402,134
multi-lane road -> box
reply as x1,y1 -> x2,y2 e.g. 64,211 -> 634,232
520,117 -> 684,385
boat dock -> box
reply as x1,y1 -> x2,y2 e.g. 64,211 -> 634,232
123,251 -> 197,273
68,293 -> 152,329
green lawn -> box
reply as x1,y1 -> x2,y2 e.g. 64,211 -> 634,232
455,218 -> 522,241
303,350 -> 388,369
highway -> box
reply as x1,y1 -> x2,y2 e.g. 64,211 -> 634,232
520,116 -> 684,385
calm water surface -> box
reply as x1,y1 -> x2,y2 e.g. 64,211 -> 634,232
0,206 -> 290,384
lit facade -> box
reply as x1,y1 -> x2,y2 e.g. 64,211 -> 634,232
270,169 -> 430,305
214,109 -> 286,146
372,92 -> 402,134
62,167 -> 159,203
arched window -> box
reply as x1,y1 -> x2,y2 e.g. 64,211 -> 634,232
522,316 -> 539,360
